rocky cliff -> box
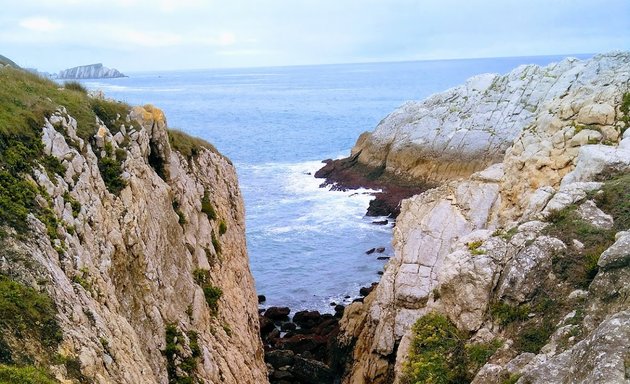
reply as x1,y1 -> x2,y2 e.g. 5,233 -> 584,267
334,52 -> 630,383
58,63 -> 126,79
0,67 -> 266,383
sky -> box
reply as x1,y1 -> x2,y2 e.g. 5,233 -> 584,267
1,0 -> 629,72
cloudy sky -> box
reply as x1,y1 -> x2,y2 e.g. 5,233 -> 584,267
1,0 -> 629,72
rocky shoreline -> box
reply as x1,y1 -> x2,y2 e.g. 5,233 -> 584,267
258,283 -> 378,384
314,153 -> 433,217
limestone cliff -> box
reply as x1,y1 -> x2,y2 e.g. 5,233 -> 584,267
58,63 -> 126,79
0,68 -> 266,383
335,52 -> 630,384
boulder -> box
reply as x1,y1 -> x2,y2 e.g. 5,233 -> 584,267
264,307 -> 291,320
290,356 -> 334,384
265,349 -> 295,368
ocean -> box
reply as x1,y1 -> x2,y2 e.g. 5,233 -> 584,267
81,54 -> 591,312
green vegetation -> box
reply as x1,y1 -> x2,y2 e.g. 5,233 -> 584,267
502,373 -> 522,384
63,81 -> 88,94
201,190 -> 217,220
514,321 -> 554,353
63,192 -> 81,218
163,324 -> 199,384
593,173 -> 630,231
0,275 -> 62,367
401,313 -> 501,384
467,240 -> 486,255
172,201 -> 186,225
620,92 -> 630,129
90,98 -> 132,135
218,220 -> 227,235
211,231 -> 221,256
0,364 -> 58,384
545,204 -> 615,289
193,269 -> 222,314
98,156 -> 126,195
0,66 -> 135,236
491,302 -> 530,326
167,129 -> 219,160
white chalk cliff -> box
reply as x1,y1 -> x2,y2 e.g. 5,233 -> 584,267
337,52 -> 630,383
58,63 -> 126,79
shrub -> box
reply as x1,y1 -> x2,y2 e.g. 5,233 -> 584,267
203,286 -> 222,314
218,220 -> 227,235
544,205 -> 614,288
401,313 -> 466,384
98,156 -> 127,195
0,275 -> 63,351
201,191 -> 217,220
514,320 -> 554,353
172,201 -> 186,225
490,302 -> 529,326
63,192 -> 81,218
90,98 -> 131,135
211,231 -> 221,256
502,373 -> 522,384
594,173 -> 630,231
0,364 -> 58,384
64,81 -> 87,94
620,92 -> 630,128
163,325 -> 199,384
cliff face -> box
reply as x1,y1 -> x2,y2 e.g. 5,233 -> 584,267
0,69 -> 266,383
350,53 -> 627,184
58,63 -> 125,79
335,52 -> 630,384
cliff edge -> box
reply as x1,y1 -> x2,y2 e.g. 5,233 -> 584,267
0,67 -> 266,383
334,52 -> 630,384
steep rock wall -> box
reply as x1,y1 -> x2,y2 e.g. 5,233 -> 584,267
337,52 -> 630,384
0,104 -> 267,383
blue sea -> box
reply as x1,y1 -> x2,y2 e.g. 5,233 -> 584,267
81,54 -> 591,312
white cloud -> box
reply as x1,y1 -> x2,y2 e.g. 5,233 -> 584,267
218,32 -> 236,46
19,17 -> 63,32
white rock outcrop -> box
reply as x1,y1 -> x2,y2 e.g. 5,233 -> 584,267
58,63 -> 126,79
338,52 -> 630,384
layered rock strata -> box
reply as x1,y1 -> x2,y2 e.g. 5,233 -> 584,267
1,104 -> 266,382
335,52 -> 630,383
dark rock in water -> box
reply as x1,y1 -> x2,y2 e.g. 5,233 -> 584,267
264,306 -> 291,320
372,219 -> 388,225
359,282 -> 378,297
334,304 -> 345,314
329,302 -> 336,306
376,247 -> 386,253
258,295 -> 267,303
265,349 -> 295,368
267,328 -> 281,342
377,256 -> 390,260
367,198 -> 392,217
281,322 -> 297,332
293,310 -> 322,329
272,370 -> 294,381
315,318 -> 339,336
365,248 -> 376,255
278,334 -> 326,356
291,356 -> 334,384
259,308 -> 265,313
259,315 -> 276,336
377,271 -> 384,275
344,295 -> 351,299
352,297 -> 364,303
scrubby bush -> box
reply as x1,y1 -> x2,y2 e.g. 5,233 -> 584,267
201,190 -> 217,220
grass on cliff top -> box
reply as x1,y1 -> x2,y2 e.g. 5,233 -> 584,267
167,129 -> 223,160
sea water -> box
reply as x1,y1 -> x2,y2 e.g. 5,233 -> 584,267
82,54 -> 591,312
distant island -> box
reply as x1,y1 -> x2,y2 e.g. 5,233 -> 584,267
58,63 -> 126,79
